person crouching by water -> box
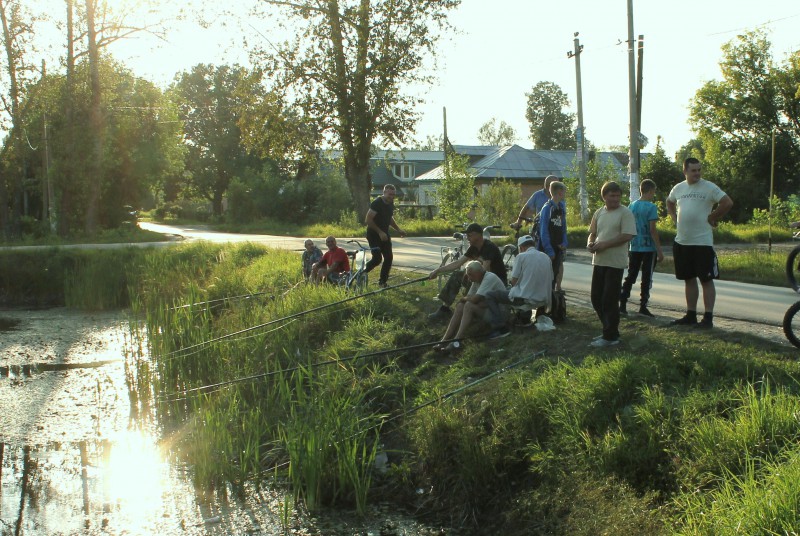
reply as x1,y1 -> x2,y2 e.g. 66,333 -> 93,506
311,236 -> 350,285
432,261 -> 507,352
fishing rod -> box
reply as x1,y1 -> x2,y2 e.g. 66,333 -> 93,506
160,275 -> 430,359
260,349 -> 547,475
367,350 -> 545,431
160,335 -> 473,402
168,280 -> 304,311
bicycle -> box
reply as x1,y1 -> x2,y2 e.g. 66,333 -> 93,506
502,217 -> 533,272
783,238 -> 800,348
436,223 -> 499,291
787,232 -> 800,293
339,239 -> 379,294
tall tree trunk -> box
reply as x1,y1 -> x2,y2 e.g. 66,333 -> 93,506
345,155 -> 371,220
0,0 -> 22,238
58,0 -> 75,236
83,0 -> 104,233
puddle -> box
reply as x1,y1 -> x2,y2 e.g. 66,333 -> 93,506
0,317 -> 20,332
0,308 -> 452,535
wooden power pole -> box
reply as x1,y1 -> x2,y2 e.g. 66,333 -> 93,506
568,32 -> 589,222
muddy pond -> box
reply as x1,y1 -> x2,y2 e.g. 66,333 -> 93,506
0,308 -> 449,535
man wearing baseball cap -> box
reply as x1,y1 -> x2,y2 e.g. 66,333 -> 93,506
483,234 -> 553,338
428,223 -> 507,320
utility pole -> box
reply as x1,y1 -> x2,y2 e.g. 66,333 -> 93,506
637,35 -> 644,133
627,0 -> 640,202
442,106 -> 449,164
568,32 -> 589,222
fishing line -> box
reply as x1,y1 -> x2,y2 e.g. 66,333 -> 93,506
159,336 -> 470,402
156,276 -> 429,359
260,349 -> 546,475
168,280 -> 305,311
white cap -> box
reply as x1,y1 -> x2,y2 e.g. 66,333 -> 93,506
517,235 -> 535,247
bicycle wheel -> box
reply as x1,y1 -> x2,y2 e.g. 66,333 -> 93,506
501,244 -> 517,272
353,271 -> 368,295
437,254 -> 453,291
783,301 -> 800,349
786,246 -> 800,292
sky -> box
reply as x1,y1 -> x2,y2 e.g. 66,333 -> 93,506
31,0 -> 800,157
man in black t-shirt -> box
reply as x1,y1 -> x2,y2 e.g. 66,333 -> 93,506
428,223 -> 507,319
365,184 -> 406,288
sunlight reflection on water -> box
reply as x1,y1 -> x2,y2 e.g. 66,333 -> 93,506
0,308 -> 449,535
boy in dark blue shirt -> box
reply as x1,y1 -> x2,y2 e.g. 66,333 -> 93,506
538,181 -> 568,291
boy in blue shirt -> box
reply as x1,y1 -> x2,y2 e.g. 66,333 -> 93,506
619,179 -> 664,316
538,181 -> 568,291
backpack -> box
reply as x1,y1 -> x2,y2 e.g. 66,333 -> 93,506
550,290 -> 566,324
530,213 -> 542,248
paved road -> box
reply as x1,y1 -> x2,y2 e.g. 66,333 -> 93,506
136,222 -> 799,331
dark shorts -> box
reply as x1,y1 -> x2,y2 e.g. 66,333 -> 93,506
673,242 -> 719,282
327,271 -> 347,284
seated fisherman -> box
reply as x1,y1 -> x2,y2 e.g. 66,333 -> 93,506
483,234 -> 554,338
433,260 -> 507,352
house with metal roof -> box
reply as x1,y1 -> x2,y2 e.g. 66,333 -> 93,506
413,144 -> 631,206
323,146 -> 500,201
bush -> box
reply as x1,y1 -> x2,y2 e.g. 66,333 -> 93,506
226,167 -> 353,225
476,179 -> 519,228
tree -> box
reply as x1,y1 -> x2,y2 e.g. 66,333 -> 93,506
170,64 -> 264,217
19,59 -> 184,229
689,30 -> 800,221
405,134 -> 443,151
69,0 -> 168,233
435,153 -> 474,224
477,118 -> 517,146
525,81 -> 575,150
476,179 -> 518,228
237,73 -> 321,181
0,0 -> 38,239
640,136 -> 682,197
257,0 -> 460,218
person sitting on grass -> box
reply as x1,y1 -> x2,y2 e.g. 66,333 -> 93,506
428,223 -> 507,320
484,234 -> 554,337
311,236 -> 350,285
302,239 -> 323,281
433,260 -> 507,352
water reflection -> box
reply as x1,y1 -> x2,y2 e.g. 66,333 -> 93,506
0,308 -> 449,535
0,433 -> 288,535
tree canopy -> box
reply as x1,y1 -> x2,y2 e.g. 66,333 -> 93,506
477,118 -> 517,146
169,64 -> 265,217
525,81 -> 575,150
19,59 -> 184,230
255,0 -> 460,217
689,30 -> 800,220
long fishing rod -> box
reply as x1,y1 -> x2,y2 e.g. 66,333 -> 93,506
260,349 -> 546,475
368,350 -> 545,431
159,336 -> 472,402
160,276 -> 430,359
168,280 -> 304,311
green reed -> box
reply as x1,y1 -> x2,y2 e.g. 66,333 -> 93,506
123,241 -> 394,514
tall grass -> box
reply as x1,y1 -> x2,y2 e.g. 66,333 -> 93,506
125,242 -> 396,514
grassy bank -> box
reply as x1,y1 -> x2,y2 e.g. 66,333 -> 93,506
111,242 -> 800,534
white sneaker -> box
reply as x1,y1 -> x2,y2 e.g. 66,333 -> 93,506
589,338 -> 620,348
